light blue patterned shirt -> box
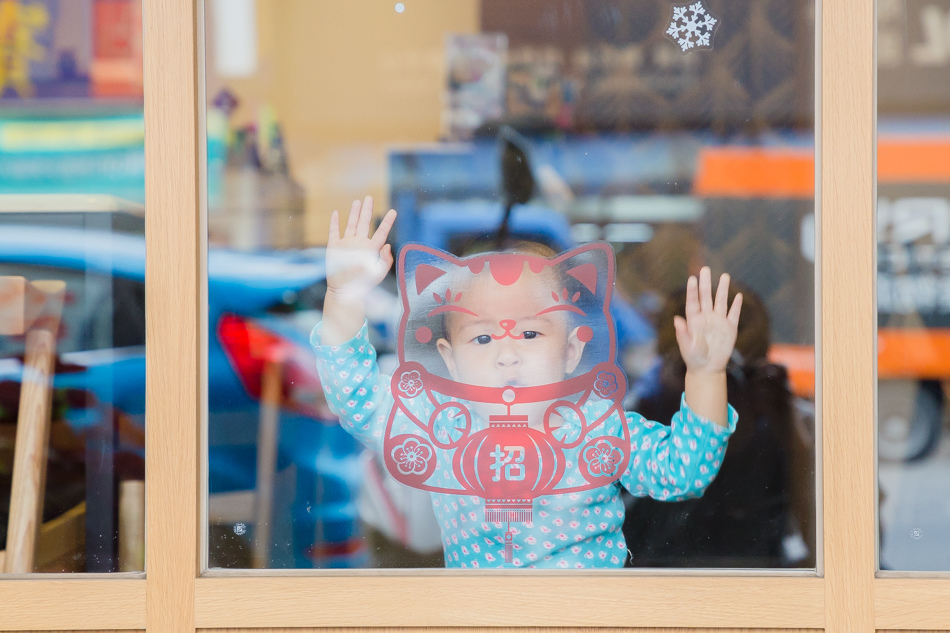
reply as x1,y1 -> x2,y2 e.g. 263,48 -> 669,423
312,322 -> 737,569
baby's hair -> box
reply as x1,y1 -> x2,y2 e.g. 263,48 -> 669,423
501,242 -> 570,297
458,239 -> 559,259
439,250 -> 578,348
501,240 -> 558,258
427,242 -> 564,344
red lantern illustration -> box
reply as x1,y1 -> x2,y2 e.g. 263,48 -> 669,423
455,416 -> 563,518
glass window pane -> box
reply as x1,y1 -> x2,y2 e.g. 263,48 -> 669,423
0,0 -> 145,573
204,0 -> 817,571
878,0 -> 950,572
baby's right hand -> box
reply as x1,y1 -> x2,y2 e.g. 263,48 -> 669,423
326,196 -> 397,303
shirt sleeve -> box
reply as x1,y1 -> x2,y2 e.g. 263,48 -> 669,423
310,320 -> 394,453
621,394 -> 737,501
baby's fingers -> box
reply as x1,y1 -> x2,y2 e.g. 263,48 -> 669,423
714,273 -> 730,315
343,199 -> 360,237
356,195 -> 374,237
685,274 -> 700,321
380,243 -> 394,269
728,292 -> 743,327
699,266 -> 713,313
370,244 -> 395,284
372,208 -> 398,247
673,315 -> 691,352
328,210 -> 340,244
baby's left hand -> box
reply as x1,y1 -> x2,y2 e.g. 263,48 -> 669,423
674,266 -> 743,375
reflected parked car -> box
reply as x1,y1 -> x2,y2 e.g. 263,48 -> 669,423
0,199 -> 366,570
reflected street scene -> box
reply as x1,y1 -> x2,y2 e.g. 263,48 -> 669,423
877,0 -> 950,571
202,0 -> 817,570
0,0 -> 145,572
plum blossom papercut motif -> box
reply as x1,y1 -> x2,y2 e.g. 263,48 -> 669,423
583,440 -> 624,478
665,1 -> 719,52
593,371 -> 619,398
397,369 -> 424,397
391,437 -> 434,475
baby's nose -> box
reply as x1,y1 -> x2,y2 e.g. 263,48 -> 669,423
499,319 -> 516,332
496,353 -> 521,368
495,339 -> 521,367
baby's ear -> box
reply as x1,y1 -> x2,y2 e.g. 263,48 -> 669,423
565,326 -> 587,374
436,338 -> 459,381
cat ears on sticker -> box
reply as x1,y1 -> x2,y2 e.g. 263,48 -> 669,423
397,243 -> 615,306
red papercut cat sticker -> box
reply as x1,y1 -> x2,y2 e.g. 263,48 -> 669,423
383,243 -> 628,561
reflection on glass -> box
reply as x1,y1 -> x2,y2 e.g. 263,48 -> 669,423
204,0 -> 816,570
0,0 -> 144,573
878,0 -> 950,572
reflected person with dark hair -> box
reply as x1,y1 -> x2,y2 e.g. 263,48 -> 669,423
623,282 -> 802,568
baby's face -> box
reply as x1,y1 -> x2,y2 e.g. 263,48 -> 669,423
436,268 -> 585,392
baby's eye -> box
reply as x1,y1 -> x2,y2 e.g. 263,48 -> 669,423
522,331 -> 540,340
473,334 -> 492,345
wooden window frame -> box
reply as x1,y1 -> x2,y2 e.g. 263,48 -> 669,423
3,0 -> 944,631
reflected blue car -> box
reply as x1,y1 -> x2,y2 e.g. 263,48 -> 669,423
0,217 -> 366,569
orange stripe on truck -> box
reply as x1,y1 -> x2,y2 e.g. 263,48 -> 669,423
694,148 -> 814,198
695,140 -> 950,197
878,140 -> 950,183
769,328 -> 950,399
878,328 -> 950,378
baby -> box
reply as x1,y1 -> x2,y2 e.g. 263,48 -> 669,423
432,251 -> 589,426
313,196 -> 742,568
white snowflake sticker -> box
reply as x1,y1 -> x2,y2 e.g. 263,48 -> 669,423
665,1 -> 719,52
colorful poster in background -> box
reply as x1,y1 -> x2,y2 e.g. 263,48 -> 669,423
0,0 -> 143,101
0,0 -> 145,199
90,0 -> 142,98
0,0 -> 81,99
442,33 -> 507,141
